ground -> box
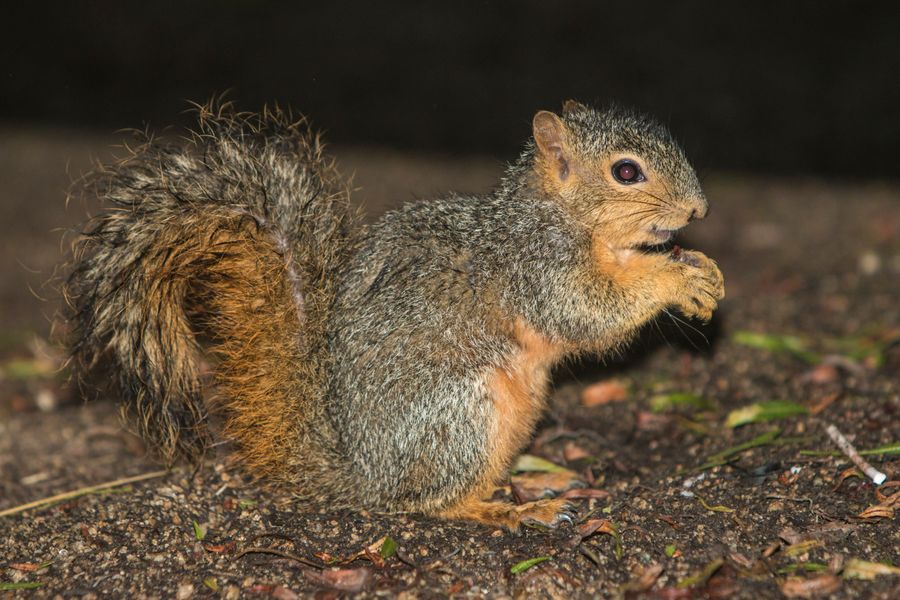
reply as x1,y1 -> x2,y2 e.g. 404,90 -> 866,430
1,130 -> 898,598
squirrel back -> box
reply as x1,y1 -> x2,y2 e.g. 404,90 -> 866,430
65,103 -> 356,486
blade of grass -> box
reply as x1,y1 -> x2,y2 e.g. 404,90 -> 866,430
859,442 -> 900,456
0,582 -> 43,590
510,556 -> 551,574
701,428 -> 782,469
800,442 -> 900,457
0,470 -> 168,518
677,558 -> 724,588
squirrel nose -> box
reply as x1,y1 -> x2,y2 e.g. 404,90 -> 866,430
687,200 -> 708,222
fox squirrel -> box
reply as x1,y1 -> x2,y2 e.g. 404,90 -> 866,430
64,100 -> 724,530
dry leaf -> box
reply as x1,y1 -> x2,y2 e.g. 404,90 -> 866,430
8,563 -> 42,572
778,527 -> 804,545
619,563 -> 664,594
305,567 -> 371,592
831,467 -> 864,491
843,558 -> 900,580
636,411 -> 673,432
559,488 -> 610,500
808,392 -> 840,415
563,442 -> 590,462
780,574 -> 841,598
576,518 -> 616,539
654,587 -> 693,599
802,363 -> 839,385
581,380 -> 628,406
874,484 -> 900,505
857,505 -> 894,520
271,586 -> 299,600
203,542 -> 236,554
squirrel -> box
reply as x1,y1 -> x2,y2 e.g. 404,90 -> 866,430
64,100 -> 724,530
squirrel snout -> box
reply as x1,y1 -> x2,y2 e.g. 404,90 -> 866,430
686,199 -> 709,222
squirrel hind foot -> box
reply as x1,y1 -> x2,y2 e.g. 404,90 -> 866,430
437,496 -> 576,532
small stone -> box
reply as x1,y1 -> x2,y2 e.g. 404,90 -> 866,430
859,251 -> 880,275
224,586 -> 241,600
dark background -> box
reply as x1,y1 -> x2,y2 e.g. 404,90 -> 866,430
2,0 -> 899,176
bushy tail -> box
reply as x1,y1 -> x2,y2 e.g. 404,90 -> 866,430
64,103 -> 356,476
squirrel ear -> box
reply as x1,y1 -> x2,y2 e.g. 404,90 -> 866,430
533,110 -> 571,181
562,99 -> 586,115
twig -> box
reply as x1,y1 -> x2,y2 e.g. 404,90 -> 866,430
234,546 -> 323,569
765,495 -> 813,507
824,424 -> 886,485
0,470 -> 169,518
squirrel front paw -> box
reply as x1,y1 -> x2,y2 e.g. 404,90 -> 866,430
669,250 -> 725,322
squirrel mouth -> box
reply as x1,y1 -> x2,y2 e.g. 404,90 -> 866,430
649,227 -> 676,243
612,226 -> 683,259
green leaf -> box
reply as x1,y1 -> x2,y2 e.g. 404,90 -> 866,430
1,358 -> 55,380
665,544 -> 677,558
0,582 -> 43,590
650,392 -> 713,414
732,331 -> 820,363
510,556 -> 551,574
776,562 -> 828,574
725,401 -> 808,428
192,520 -> 206,541
511,454 -> 568,474
203,577 -> 219,591
379,536 -> 397,559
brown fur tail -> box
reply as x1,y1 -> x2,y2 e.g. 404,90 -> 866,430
63,103 -> 356,472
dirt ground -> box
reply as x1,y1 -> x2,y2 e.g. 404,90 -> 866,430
1,129 -> 898,598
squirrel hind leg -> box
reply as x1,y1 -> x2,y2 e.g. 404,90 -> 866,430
437,495 -> 576,532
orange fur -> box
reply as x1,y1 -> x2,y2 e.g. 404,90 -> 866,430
485,319 -> 565,483
438,319 -> 568,528
191,218 -> 320,483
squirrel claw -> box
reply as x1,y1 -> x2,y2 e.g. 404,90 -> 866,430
517,498 -> 577,529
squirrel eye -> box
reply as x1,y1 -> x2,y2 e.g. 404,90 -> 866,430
612,160 -> 644,184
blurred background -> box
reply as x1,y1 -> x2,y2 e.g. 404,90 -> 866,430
0,0 -> 898,368
4,1 -> 899,174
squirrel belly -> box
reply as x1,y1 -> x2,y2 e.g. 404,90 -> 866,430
64,101 -> 724,530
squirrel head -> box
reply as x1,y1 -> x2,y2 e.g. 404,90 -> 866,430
530,100 -> 706,251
